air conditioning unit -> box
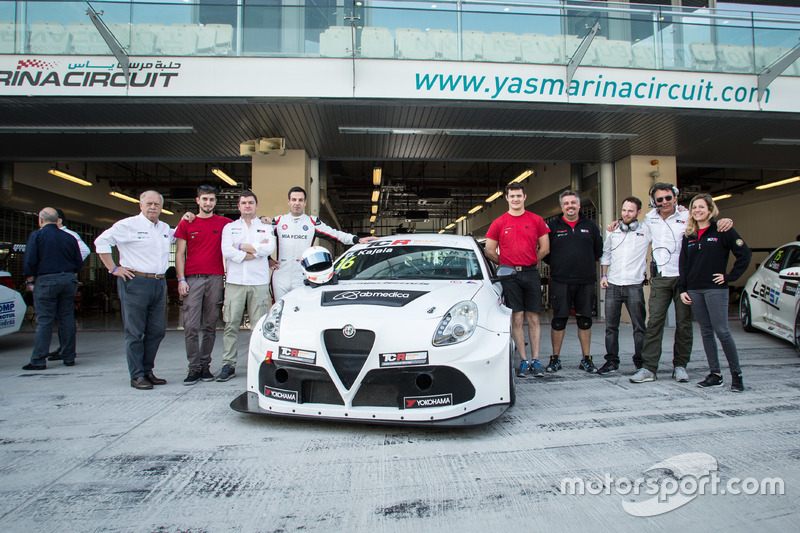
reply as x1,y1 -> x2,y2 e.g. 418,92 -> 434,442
239,139 -> 257,156
257,137 -> 286,155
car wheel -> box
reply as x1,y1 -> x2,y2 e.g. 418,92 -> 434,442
794,309 -> 800,357
508,342 -> 516,407
740,294 -> 757,332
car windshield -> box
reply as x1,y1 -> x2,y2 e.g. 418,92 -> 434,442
334,245 -> 483,281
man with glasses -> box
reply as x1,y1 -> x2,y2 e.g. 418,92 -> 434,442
174,185 -> 232,385
629,182 -> 732,384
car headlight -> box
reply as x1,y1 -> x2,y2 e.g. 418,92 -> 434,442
261,300 -> 284,342
432,300 -> 478,346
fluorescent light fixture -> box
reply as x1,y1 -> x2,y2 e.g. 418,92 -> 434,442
48,169 -> 92,187
468,205 -> 483,214
370,228 -> 375,234
0,126 -> 194,134
445,223 -> 455,229
438,229 -> 445,234
371,189 -> 380,202
485,191 -> 503,203
109,191 -> 140,204
372,167 -> 382,186
755,176 -> 800,190
754,138 -> 800,146
339,127 -> 638,140
369,215 -> 376,222
371,204 -> 378,214
161,208 -> 174,215
711,193 -> 732,201
212,168 -> 237,186
455,215 -> 466,223
509,170 -> 534,184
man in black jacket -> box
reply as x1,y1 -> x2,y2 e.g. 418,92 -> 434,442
21,207 -> 83,370
544,190 -> 603,374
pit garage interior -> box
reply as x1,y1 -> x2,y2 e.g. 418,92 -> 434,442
2,0 -> 800,322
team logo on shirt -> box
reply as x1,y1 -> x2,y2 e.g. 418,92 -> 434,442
735,239 -> 744,247
282,224 -> 288,230
303,225 -> 309,231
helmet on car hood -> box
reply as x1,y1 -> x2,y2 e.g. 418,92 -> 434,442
300,246 -> 335,285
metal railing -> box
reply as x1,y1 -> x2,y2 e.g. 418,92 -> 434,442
0,1 -> 798,75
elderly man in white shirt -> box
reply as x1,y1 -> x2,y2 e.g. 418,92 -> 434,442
95,190 -> 176,390
598,197 -> 651,375
216,190 -> 275,382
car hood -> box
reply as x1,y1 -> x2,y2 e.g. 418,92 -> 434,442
283,280 -> 484,318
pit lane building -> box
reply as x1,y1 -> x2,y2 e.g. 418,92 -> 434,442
1,0 -> 799,311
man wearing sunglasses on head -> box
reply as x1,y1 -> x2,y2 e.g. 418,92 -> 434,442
628,182 -> 732,384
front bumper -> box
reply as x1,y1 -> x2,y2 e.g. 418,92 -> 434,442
230,391 -> 510,427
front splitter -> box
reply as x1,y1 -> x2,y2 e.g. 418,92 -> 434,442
230,391 -> 509,428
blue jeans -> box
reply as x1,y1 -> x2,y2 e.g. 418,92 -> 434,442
30,272 -> 78,366
118,276 -> 166,379
688,288 -> 741,375
604,282 -> 646,367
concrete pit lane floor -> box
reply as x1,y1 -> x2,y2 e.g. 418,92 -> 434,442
0,322 -> 798,532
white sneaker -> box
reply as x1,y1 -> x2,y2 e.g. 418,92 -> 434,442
629,368 -> 656,383
673,366 -> 689,383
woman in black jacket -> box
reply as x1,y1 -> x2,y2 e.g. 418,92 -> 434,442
678,193 -> 751,392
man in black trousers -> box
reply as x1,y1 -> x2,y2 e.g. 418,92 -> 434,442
22,207 -> 83,370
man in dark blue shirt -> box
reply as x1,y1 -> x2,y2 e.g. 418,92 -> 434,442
22,207 -> 83,370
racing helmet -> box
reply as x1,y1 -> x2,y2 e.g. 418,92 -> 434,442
300,246 -> 335,285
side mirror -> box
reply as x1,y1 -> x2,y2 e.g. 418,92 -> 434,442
778,267 -> 800,280
491,265 -> 517,282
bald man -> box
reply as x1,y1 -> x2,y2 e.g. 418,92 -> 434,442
21,207 -> 83,370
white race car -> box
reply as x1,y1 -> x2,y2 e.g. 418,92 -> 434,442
231,234 -> 516,427
0,271 -> 26,337
740,241 -> 800,354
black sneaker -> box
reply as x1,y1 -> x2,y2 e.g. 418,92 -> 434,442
731,373 -> 744,393
545,355 -> 562,373
697,373 -> 724,388
579,356 -> 598,373
183,370 -> 201,386
216,364 -> 235,382
200,366 -> 215,382
597,361 -> 619,375
530,360 -> 544,377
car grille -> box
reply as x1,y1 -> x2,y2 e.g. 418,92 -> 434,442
323,328 -> 376,389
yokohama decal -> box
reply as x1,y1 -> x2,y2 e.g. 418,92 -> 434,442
403,393 -> 453,409
264,386 -> 298,403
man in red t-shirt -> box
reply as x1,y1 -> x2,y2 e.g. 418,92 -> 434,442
174,185 -> 233,385
485,183 -> 550,378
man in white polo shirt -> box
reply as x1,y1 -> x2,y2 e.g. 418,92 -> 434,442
598,196 -> 651,375
217,190 -> 275,382
95,190 -> 175,390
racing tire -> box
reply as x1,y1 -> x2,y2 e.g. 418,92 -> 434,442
508,341 -> 516,407
794,309 -> 800,357
740,294 -> 757,333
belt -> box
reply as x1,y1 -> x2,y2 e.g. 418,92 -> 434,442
513,265 -> 538,272
129,270 -> 165,279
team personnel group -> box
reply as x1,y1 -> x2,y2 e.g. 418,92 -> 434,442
486,181 -> 750,392
21,186 -> 375,390
21,180 -> 750,392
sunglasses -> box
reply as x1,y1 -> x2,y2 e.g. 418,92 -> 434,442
655,195 -> 673,203
199,185 -> 217,192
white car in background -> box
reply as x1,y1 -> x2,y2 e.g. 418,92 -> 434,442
740,241 -> 800,354
231,234 -> 516,427
0,270 -> 26,337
